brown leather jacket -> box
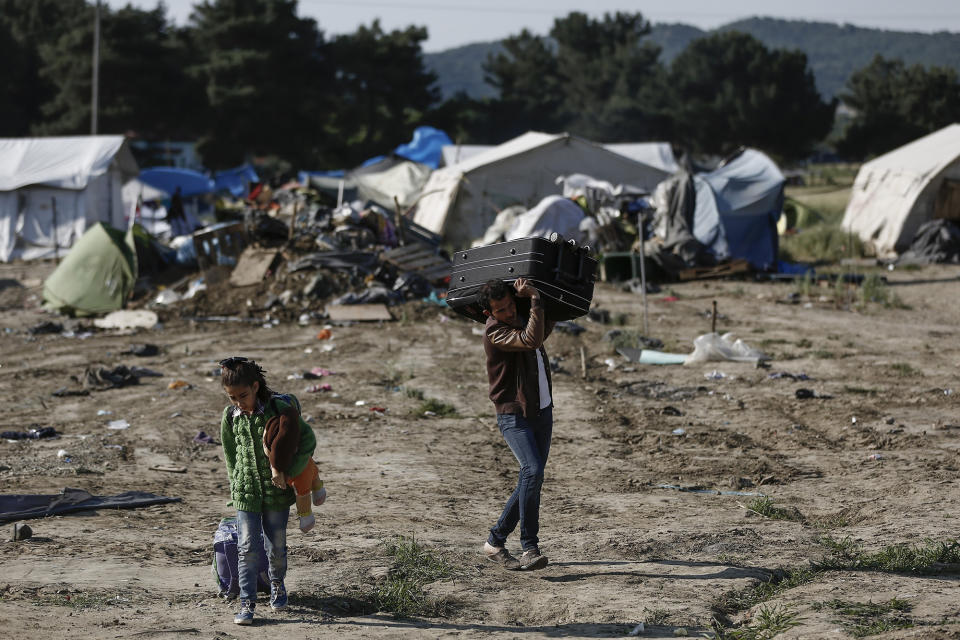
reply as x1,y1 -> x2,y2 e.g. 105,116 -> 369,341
483,296 -> 555,418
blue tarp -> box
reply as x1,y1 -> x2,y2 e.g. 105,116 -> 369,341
393,126 -> 453,169
140,167 -> 215,198
695,149 -> 784,271
214,164 -> 259,197
298,126 -> 454,182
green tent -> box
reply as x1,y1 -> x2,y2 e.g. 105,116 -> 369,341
43,223 -> 138,316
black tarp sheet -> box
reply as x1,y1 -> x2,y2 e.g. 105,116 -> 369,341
0,488 -> 181,523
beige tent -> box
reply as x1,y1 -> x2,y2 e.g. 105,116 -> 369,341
842,124 -> 960,256
413,132 -> 671,249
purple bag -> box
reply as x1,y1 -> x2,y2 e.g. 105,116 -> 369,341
212,517 -> 270,596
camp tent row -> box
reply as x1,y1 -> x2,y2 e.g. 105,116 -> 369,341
0,136 -> 138,262
843,123 -> 960,256
413,132 -> 675,249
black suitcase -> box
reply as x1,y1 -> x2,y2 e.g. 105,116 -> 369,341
446,235 -> 597,323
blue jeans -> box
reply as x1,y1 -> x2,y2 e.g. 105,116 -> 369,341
237,509 -> 288,601
488,407 -> 553,552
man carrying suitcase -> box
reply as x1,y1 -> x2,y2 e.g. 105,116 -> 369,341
479,277 -> 556,571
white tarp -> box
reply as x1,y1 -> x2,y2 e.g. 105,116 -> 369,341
505,195 -> 585,243
842,123 -> 960,256
0,136 -> 139,261
414,132 -> 671,249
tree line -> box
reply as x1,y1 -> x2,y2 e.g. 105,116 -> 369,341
2,0 -> 958,171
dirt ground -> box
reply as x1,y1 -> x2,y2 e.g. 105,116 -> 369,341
1,260 -> 959,639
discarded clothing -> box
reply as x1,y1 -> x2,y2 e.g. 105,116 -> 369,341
193,431 -> 218,445
768,371 -> 811,381
27,321 -> 63,335
0,488 -> 181,523
52,388 -> 90,397
123,344 -> 160,357
1,427 -> 58,440
81,365 -> 139,390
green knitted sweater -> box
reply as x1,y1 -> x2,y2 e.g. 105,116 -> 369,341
220,397 -> 317,513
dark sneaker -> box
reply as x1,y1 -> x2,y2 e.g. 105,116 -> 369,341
234,598 -> 255,625
519,548 -> 548,571
484,541 -> 520,570
270,580 -> 288,611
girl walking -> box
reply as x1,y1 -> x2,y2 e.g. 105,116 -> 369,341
219,357 -> 317,625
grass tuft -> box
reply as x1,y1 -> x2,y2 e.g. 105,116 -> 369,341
712,567 -> 818,616
747,496 -> 805,523
373,535 -> 453,618
812,598 -> 913,637
417,398 -> 458,417
890,362 -> 922,378
817,536 -> 960,573
714,603 -> 801,639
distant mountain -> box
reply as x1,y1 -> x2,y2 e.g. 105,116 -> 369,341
424,17 -> 960,101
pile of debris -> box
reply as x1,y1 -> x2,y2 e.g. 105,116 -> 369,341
131,185 -> 452,322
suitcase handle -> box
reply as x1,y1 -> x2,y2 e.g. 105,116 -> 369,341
553,238 -> 586,286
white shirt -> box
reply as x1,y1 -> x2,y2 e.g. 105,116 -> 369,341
535,348 -> 552,409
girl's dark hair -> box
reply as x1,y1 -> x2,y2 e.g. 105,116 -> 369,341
220,358 -> 272,404
479,278 -> 512,311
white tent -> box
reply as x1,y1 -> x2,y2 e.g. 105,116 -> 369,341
842,124 -> 960,256
413,132 -> 671,248
604,142 -> 679,175
0,136 -> 138,261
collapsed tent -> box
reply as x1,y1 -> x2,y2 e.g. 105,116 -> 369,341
43,222 -> 138,315
0,136 -> 138,262
650,149 -> 785,271
414,132 -> 671,249
842,123 -> 960,256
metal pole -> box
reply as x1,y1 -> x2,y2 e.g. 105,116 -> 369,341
91,0 -> 101,135
638,213 -> 649,335
51,197 -> 59,265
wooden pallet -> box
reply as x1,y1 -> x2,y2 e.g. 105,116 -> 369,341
676,258 -> 752,281
380,242 -> 451,283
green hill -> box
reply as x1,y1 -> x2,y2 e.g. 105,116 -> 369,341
424,17 -> 960,101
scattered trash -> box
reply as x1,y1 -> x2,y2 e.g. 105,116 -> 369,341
629,622 -> 645,636
768,371 -> 811,381
369,407 -> 387,413
671,428 -> 686,436
795,388 -> 815,399
106,419 -> 131,430
93,310 -> 159,330
56,449 -> 70,458
686,332 -> 769,365
604,358 -> 617,372
704,370 -> 727,380
52,387 -> 89,397
315,329 -> 332,340
305,384 -> 332,393
168,380 -> 191,390
193,431 -> 217,445
555,321 -> 587,336
122,344 -> 160,357
97,409 -> 113,416
1,427 -> 58,440
355,400 -> 366,406
28,320 -> 64,335
851,417 -> 858,424
673,628 -> 687,637
660,406 -> 683,416
618,347 -> 687,365
149,465 -> 187,473
11,523 -> 33,541
305,367 -> 335,378
423,410 -> 437,417
867,453 -> 884,461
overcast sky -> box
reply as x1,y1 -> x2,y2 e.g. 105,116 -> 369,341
104,0 -> 960,52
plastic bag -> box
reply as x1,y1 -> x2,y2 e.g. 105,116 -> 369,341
685,332 -> 769,364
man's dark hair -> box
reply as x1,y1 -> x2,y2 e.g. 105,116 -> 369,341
478,279 -> 513,312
